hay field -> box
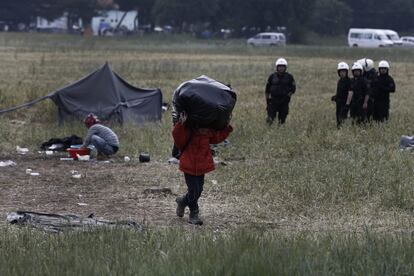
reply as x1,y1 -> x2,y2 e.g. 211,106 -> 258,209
1,32 -> 414,275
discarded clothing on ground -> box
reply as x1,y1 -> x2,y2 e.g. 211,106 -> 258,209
0,160 -> 16,167
400,135 -> 414,150
40,135 -> 83,151
7,211 -> 143,233
173,75 -> 236,130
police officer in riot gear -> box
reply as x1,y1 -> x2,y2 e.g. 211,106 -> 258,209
362,58 -> 376,121
265,58 -> 296,125
331,62 -> 352,127
372,60 -> 396,122
347,62 -> 370,124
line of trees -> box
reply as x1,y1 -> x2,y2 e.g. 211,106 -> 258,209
1,0 -> 414,41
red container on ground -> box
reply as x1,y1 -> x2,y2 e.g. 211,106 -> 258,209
67,148 -> 90,160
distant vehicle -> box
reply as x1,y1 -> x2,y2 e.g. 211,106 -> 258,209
401,36 -> 414,47
382,29 -> 403,46
247,32 -> 286,46
0,21 -> 9,32
36,13 -> 83,34
91,10 -> 138,36
37,14 -> 69,33
348,28 -> 394,48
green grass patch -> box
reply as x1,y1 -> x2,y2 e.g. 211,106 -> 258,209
1,227 -> 414,275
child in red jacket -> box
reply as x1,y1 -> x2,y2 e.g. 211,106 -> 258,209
172,112 -> 233,225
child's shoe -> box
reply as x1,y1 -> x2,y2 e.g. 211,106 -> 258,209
188,209 -> 203,225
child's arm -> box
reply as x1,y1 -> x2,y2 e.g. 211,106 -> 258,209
172,122 -> 191,150
209,125 -> 233,144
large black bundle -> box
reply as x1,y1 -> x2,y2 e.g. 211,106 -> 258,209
173,76 -> 236,130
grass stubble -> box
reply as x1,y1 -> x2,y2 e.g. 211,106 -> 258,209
1,32 -> 414,275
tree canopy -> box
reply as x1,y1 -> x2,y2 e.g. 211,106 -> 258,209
1,0 -> 413,40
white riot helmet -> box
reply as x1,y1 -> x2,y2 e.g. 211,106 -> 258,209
337,62 -> 349,71
352,62 -> 363,71
378,60 -> 390,69
365,59 -> 374,71
275,58 -> 288,67
357,58 -> 374,71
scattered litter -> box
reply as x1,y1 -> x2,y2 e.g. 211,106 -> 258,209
124,156 -> 131,162
48,143 -> 64,150
16,146 -> 29,155
168,157 -> 179,164
70,170 -> 81,178
60,157 -> 74,161
139,153 -> 150,163
70,145 -> 82,149
77,203 -> 88,206
400,135 -> 414,150
76,154 -> 90,161
25,169 -> 32,174
45,150 -> 54,155
30,172 -> 40,176
213,157 -> 227,166
6,211 -> 143,233
0,160 -> 16,167
143,187 -> 173,195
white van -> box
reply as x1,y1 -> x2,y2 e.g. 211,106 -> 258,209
382,29 -> 403,46
348,28 -> 394,48
247,32 -> 286,46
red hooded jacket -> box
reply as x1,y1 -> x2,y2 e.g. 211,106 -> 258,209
172,122 -> 233,176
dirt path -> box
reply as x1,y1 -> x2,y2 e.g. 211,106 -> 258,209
2,153 -> 414,233
0,153 -> 249,230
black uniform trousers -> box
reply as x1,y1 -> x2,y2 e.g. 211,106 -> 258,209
336,100 -> 348,127
267,97 -> 290,124
350,101 -> 367,124
366,98 -> 374,122
373,99 -> 390,122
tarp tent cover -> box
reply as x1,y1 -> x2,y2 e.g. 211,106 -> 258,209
0,63 -> 162,124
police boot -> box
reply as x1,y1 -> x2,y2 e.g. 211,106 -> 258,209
175,196 -> 186,217
188,209 -> 203,225
266,117 -> 273,126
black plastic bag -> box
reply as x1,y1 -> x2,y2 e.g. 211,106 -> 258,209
173,75 -> 236,130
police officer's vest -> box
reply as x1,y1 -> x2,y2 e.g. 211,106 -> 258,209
269,73 -> 293,97
351,77 -> 367,103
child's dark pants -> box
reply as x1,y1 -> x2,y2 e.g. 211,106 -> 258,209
183,173 -> 205,211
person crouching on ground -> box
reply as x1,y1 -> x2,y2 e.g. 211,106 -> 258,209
81,113 -> 119,160
172,112 -> 233,225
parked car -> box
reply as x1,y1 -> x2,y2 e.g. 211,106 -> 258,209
400,36 -> 414,47
348,28 -> 394,48
247,32 -> 286,46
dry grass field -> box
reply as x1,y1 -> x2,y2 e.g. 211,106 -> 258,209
1,32 -> 414,275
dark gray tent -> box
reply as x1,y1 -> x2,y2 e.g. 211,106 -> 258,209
0,63 -> 163,124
